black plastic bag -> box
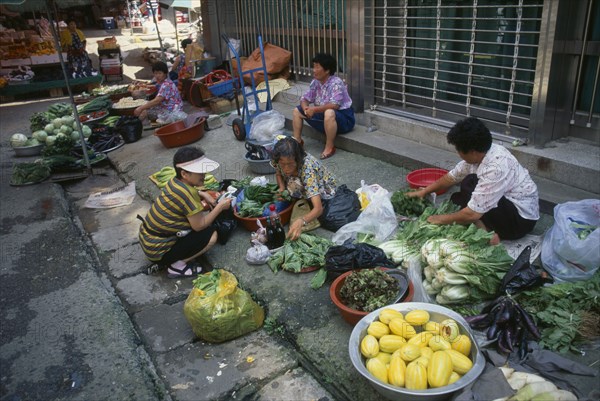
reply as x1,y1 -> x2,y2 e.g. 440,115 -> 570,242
212,207 -> 237,245
244,142 -> 270,160
115,116 -> 142,143
318,184 -> 361,231
325,241 -> 396,274
499,246 -> 550,295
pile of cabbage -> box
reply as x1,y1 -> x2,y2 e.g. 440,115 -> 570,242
30,116 -> 91,147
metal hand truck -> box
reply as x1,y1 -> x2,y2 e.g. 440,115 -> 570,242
222,32 -> 273,141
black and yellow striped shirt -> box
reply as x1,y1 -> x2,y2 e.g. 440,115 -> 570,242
139,177 -> 204,261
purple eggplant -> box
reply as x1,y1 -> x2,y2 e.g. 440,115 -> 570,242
514,303 -> 541,340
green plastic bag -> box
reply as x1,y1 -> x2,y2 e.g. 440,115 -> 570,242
183,269 -> 264,343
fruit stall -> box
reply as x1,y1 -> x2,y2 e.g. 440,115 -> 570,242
0,19 -> 103,101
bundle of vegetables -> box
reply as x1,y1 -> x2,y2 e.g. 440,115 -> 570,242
390,189 -> 431,217
88,127 -> 123,153
77,95 -> 112,114
376,201 -> 461,266
517,271 -> 600,353
267,234 -> 332,273
466,295 -> 541,358
237,184 -> 291,217
99,116 -> 121,128
11,162 -> 51,185
499,367 -> 577,401
267,234 -> 332,289
421,236 -> 514,304
41,135 -> 75,157
47,102 -> 73,118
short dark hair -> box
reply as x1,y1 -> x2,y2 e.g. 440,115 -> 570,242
312,53 -> 336,75
181,38 -> 192,49
447,117 -> 492,154
271,137 -> 306,168
173,146 -> 205,178
151,61 -> 169,74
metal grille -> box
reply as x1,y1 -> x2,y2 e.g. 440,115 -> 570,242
232,0 -> 347,80
369,0 -> 544,133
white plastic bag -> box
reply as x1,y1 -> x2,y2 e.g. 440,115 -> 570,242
157,110 -> 187,125
541,199 -> 600,282
249,110 -> 285,142
332,183 -> 397,245
250,176 -> 268,186
355,180 -> 385,210
245,240 -> 271,265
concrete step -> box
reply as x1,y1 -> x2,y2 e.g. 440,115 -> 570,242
271,100 -> 599,216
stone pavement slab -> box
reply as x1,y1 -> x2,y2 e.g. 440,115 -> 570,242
252,367 -> 335,401
106,241 -> 151,278
155,330 -> 298,401
133,301 -> 195,353
115,273 -> 194,313
90,218 -> 142,251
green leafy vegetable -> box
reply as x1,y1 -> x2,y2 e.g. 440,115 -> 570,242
339,269 -> 400,312
390,189 -> 431,216
518,271 -> 600,353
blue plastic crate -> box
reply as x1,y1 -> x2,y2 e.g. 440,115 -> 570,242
207,79 -> 234,96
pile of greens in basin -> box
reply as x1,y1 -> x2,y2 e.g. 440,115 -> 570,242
339,269 -> 400,312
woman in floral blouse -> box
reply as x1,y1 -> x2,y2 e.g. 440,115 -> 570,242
134,61 -> 183,122
271,137 -> 337,240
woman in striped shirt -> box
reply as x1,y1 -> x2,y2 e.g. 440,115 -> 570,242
139,146 -> 232,278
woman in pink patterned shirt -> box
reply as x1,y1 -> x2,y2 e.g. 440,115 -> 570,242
134,61 -> 183,122
293,53 -> 355,160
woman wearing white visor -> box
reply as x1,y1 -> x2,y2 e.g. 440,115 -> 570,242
139,146 -> 232,278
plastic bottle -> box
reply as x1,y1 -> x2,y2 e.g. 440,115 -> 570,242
265,216 -> 276,249
274,216 -> 286,248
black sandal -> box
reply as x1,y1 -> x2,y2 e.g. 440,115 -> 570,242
167,262 -> 203,279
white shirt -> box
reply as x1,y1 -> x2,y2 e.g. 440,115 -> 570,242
448,143 -> 539,220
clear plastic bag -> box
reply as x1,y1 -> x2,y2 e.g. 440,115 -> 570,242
245,240 -> 271,265
157,110 -> 187,125
541,199 -> 600,282
249,110 -> 285,142
332,183 -> 397,245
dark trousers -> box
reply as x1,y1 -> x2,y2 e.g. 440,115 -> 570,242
450,174 -> 536,240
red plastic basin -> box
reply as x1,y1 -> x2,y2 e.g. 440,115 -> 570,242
406,168 -> 449,195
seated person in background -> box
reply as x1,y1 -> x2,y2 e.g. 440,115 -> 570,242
271,137 -> 337,240
407,117 -> 539,244
293,53 -> 355,160
134,61 -> 182,122
60,20 -> 95,78
138,146 -> 232,278
169,38 -> 193,81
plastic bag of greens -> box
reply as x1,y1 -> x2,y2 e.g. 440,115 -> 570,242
541,199 -> 600,282
183,269 -> 264,343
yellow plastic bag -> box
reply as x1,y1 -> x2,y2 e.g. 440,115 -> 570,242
183,269 -> 264,343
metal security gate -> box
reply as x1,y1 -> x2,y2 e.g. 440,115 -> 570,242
231,0 -> 348,80
367,0 -> 544,136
